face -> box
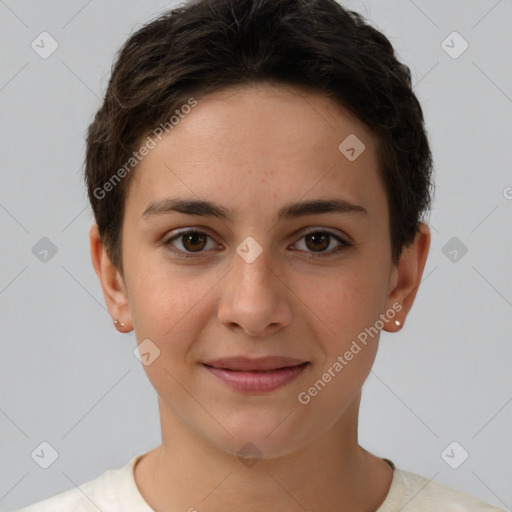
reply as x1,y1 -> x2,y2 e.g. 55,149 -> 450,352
101,83 -> 415,458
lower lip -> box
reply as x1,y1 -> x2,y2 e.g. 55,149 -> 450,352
203,363 -> 309,392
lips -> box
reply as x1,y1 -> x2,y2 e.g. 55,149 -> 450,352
203,356 -> 307,372
202,358 -> 310,392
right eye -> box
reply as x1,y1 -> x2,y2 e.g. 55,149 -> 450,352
163,229 -> 220,258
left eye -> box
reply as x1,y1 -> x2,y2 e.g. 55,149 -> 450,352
163,229 -> 350,259
292,230 -> 350,258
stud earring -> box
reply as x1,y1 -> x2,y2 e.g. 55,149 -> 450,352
394,319 -> 401,327
114,319 -> 125,327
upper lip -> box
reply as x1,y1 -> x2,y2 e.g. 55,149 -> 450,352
203,356 -> 308,371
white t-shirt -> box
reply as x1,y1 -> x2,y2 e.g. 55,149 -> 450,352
18,455 -> 504,511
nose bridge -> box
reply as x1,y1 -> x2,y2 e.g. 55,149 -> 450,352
232,235 -> 279,299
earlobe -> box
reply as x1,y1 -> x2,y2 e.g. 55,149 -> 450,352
383,222 -> 431,332
89,224 -> 133,332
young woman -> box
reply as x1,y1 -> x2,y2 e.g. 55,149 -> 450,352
20,0 -> 503,510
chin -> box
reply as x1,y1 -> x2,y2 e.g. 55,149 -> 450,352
203,414 -> 313,462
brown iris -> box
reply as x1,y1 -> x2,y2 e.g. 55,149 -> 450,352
304,232 -> 330,252
181,232 -> 208,252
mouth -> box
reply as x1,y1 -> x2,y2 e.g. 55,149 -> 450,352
202,358 -> 310,392
204,366 -> 301,373
203,356 -> 308,372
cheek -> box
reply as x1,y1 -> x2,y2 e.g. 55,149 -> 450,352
299,263 -> 388,341
126,258 -> 220,352
127,272 -> 211,397
295,275 -> 384,408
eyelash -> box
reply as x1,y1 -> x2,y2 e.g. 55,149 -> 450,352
162,228 -> 352,259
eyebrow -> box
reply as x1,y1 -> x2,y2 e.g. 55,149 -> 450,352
142,197 -> 367,222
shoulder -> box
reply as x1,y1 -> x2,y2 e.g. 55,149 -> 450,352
394,468 -> 505,512
18,462 -> 127,512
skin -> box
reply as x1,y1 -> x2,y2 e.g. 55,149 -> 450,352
90,82 -> 430,511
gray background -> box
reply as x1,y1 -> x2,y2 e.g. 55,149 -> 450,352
1,0 -> 511,510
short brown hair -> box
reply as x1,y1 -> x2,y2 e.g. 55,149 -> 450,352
85,0 -> 433,272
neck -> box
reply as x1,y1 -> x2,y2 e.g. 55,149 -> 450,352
134,391 -> 393,511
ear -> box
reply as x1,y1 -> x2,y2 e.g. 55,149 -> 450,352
383,222 -> 431,332
89,224 -> 132,332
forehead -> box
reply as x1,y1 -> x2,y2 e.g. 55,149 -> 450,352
125,82 -> 386,220
166,82 -> 377,159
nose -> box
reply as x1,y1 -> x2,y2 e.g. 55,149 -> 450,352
217,244 -> 293,337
